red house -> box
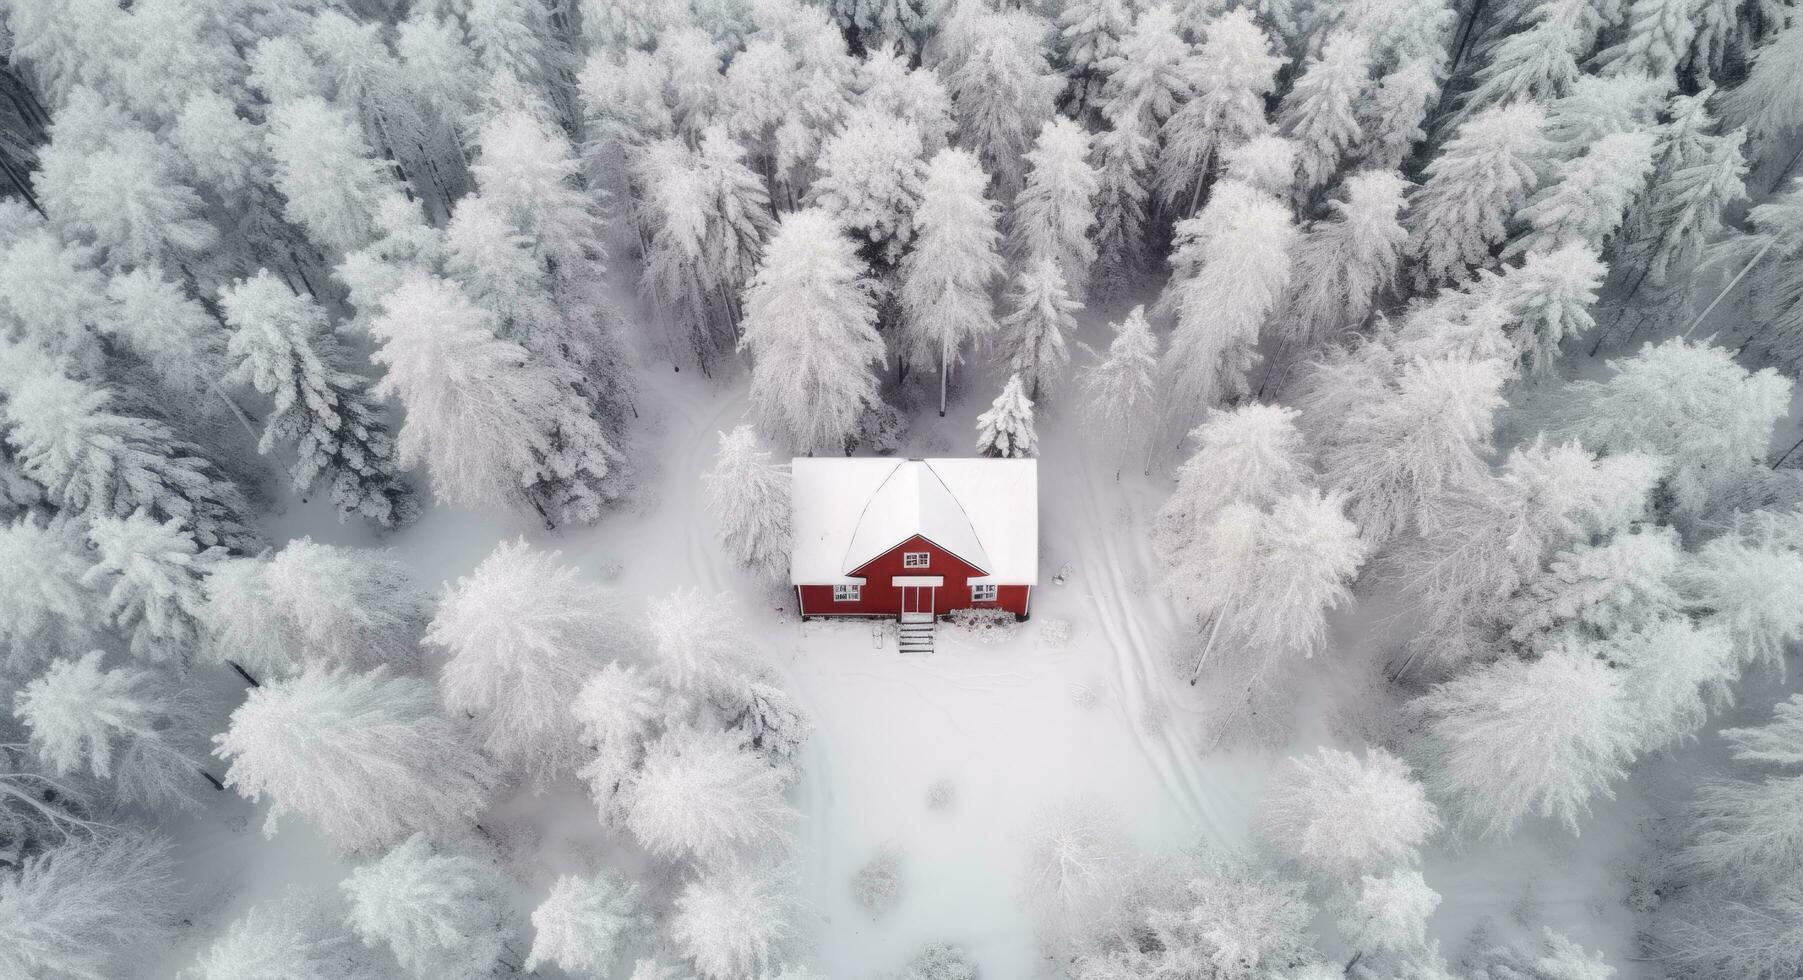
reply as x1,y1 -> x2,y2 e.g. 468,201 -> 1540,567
791,458 -> 1038,623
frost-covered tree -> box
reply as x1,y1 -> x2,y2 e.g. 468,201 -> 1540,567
0,226 -> 108,372
342,834 -> 515,980
975,374 -> 1038,459
1154,9 -> 1282,213
1682,694 -> 1803,890
100,268 -> 231,418
1455,0 -> 1597,115
265,96 -> 402,255
1320,356 -> 1506,545
1614,617 -> 1738,752
1089,114 -> 1156,294
1597,0 -> 1698,81
1278,32 -> 1369,193
188,897 -> 380,980
0,835 -> 179,980
372,274 -> 616,526
1356,56 -> 1438,171
1020,797 -> 1132,953
1233,490 -> 1366,662
738,209 -> 884,454
83,513 -> 222,665
1157,403 -> 1310,561
0,515 -> 95,672
1488,242 -> 1606,373
1096,5 -> 1194,144
214,665 -> 499,852
1407,103 -> 1547,288
1,369 -> 257,551
15,650 -> 206,809
626,725 -> 796,863
1279,170 -> 1408,351
810,108 -> 926,268
1573,339 -> 1790,514
525,872 -> 646,976
647,592 -> 756,703
900,148 -> 1004,415
670,861 -> 799,979
1682,510 -> 1803,675
1507,525 -> 1685,644
940,5 -> 1063,198
703,425 -> 792,580
1010,118 -> 1098,298
1412,642 -> 1639,837
1336,869 -> 1441,970
429,539 -> 634,782
1059,0 -> 1134,118
573,662 -> 666,814
1003,257 -> 1079,401
1721,20 -> 1803,143
1507,131 -> 1655,259
1619,90 -> 1746,295
1079,306 -> 1160,476
1259,747 -> 1439,880
220,269 -> 415,528
1157,180 -> 1296,440
1470,928 -> 1617,980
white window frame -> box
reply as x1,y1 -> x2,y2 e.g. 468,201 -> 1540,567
970,583 -> 998,602
833,584 -> 861,602
903,552 -> 930,568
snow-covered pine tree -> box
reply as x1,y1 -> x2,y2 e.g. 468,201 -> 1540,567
189,897 -> 382,980
624,725 -> 796,864
573,661 -> 666,816
1278,32 -> 1370,193
14,650 -> 207,809
429,539 -> 634,783
1506,130 -> 1655,259
1681,510 -> 1803,675
1058,0 -> 1134,120
1089,112 -> 1156,295
809,108 -> 927,268
1720,19 -> 1803,145
1507,524 -> 1684,644
1407,102 -> 1548,288
646,590 -> 752,699
1153,9 -> 1282,215
1485,242 -> 1606,373
1258,746 -> 1439,880
1355,56 -> 1439,171
1009,118 -> 1099,299
1,368 -> 258,551
342,834 -> 516,980
0,515 -> 95,673
100,268 -> 231,419
1453,0 -> 1597,118
1336,869 -> 1443,976
941,5 -> 1063,199
1618,90 -> 1746,297
82,512 -> 222,665
1702,176 -> 1803,369
1078,305 -> 1160,477
737,209 -> 884,454
0,222 -> 109,375
525,872 -> 647,976
1320,356 -> 1507,546
1571,338 -> 1791,515
703,425 -> 793,581
1614,616 -> 1738,752
1411,640 -> 1639,838
213,665 -> 499,853
265,96 -> 404,255
901,148 -> 1004,415
856,51 -> 955,155
1003,257 -> 1080,401
1683,694 -> 1803,889
670,861 -> 800,979
1156,403 -> 1310,563
220,270 -> 415,528
1279,170 -> 1408,353
1231,489 -> 1367,666
0,835 -> 179,980
371,274 -> 616,526
1596,0 -> 1697,82
975,374 -> 1038,459
1156,178 -> 1296,443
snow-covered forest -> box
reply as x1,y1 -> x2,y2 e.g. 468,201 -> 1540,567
1,0 -> 1802,976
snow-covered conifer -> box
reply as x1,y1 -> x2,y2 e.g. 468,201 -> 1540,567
625,725 -> 796,864
1153,9 -> 1281,213
1356,56 -> 1438,171
0,226 -> 109,373
1336,869 -> 1440,964
83,513 -> 222,665
220,270 -> 415,528
1096,5 -> 1194,141
342,834 -> 515,980
1597,0 -> 1697,81
1507,525 -> 1684,644
0,515 -> 95,672
1489,243 -> 1606,373
265,96 -> 402,255
703,425 -> 792,580
1157,403 -> 1310,555
525,872 -> 647,976
1259,747 -> 1439,880
429,539 -> 634,781
1682,510 -> 1803,675
900,148 -> 1004,414
1507,131 -> 1655,258
1321,356 -> 1506,545
670,861 -> 799,979
1411,642 -> 1639,837
188,897 -> 379,980
1078,306 -> 1160,475
738,209 -> 884,454
1407,103 -> 1548,288
1059,0 -> 1134,119
1003,258 -> 1080,401
810,108 -> 926,266
1455,0 -> 1592,115
214,665 -> 499,852
574,662 -> 666,813
1089,116 -> 1156,293
1278,32 -> 1370,192
2,370 -> 257,551
1721,20 -> 1803,143
1572,338 -> 1791,514
371,274 -> 616,525
1615,617 -> 1738,752
941,6 -> 1063,198
100,269 -> 230,415
647,590 -> 751,699
0,835 -> 178,980
1280,170 -> 1408,350
1010,119 -> 1099,298
1683,694 -> 1803,887
1620,90 -> 1746,291
975,374 -> 1038,459
1020,797 -> 1132,952
1233,490 -> 1367,662
856,52 -> 954,154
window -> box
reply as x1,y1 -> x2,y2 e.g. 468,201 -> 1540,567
833,584 -> 861,602
970,583 -> 998,602
903,552 -> 930,568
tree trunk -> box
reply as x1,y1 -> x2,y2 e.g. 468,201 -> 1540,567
1687,238 -> 1779,338
227,660 -> 261,688
0,153 -> 44,218
939,341 -> 950,417
1773,432 -> 1803,469
198,769 -> 226,792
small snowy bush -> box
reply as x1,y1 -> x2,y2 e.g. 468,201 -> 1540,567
852,845 -> 904,917
895,942 -> 979,980
926,778 -> 957,811
947,608 -> 1019,643
1038,617 -> 1074,647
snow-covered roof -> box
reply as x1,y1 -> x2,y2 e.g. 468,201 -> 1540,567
790,458 -> 1038,586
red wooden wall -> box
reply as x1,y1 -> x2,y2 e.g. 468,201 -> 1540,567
796,533 -> 1032,618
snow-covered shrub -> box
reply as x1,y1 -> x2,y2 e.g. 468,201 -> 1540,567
852,845 -> 904,917
927,777 -> 957,811
947,607 -> 1019,643
1039,617 -> 1074,648
895,942 -> 979,980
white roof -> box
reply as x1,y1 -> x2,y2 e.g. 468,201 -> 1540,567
790,458 -> 1038,586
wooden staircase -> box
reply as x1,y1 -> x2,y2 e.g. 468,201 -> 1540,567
899,612 -> 936,655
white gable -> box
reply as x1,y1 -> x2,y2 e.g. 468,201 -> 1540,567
790,458 -> 1038,586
